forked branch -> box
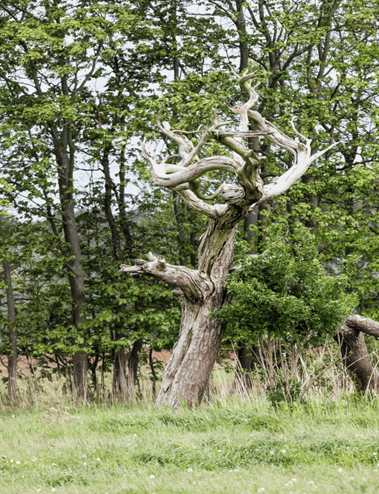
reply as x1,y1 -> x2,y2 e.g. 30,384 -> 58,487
142,72 -> 337,215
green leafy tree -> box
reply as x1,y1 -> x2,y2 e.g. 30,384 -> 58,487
215,225 -> 358,400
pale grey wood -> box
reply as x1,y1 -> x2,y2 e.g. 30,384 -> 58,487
122,73 -> 336,409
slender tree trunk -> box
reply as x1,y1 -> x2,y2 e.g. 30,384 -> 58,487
54,141 -> 88,398
231,345 -> 254,393
149,347 -> 158,398
89,355 -> 99,395
113,347 -> 128,396
2,259 -> 17,400
127,339 -> 143,395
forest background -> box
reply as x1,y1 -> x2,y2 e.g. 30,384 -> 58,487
1,0 -> 379,404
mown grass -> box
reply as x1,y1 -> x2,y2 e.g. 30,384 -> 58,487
1,395 -> 379,493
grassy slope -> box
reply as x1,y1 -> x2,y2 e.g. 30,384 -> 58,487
1,397 -> 379,494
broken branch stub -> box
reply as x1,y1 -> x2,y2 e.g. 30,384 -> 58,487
120,253 -> 213,303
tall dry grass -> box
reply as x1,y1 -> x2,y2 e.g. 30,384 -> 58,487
1,336 -> 379,411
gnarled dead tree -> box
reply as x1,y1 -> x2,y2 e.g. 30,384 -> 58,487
121,73 -> 336,409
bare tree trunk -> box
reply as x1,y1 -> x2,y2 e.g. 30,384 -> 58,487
127,338 -> 143,395
231,345 -> 254,393
113,347 -> 128,396
2,259 -> 17,400
51,123 -> 88,399
155,219 -> 240,409
337,315 -> 379,393
89,355 -> 99,396
149,347 -> 158,398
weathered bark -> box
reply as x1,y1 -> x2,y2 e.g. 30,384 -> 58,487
337,315 -> 379,393
156,219 -> 240,408
124,74 -> 335,409
173,192 -> 188,266
2,259 -> 17,400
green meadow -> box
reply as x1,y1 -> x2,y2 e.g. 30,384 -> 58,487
2,395 -> 379,494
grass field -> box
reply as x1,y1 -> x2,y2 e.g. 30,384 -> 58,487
2,393 -> 379,494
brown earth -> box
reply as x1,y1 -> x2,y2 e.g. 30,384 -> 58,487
0,350 -> 173,379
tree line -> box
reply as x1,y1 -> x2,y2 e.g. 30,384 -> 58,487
0,0 -> 379,405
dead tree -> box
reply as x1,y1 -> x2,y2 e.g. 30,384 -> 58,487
121,73 -> 336,409
337,315 -> 379,393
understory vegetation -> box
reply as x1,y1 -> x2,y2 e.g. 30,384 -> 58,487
2,394 -> 379,494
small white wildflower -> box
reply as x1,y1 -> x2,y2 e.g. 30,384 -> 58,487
16,461 -> 20,465
285,483 -> 288,486
37,490 -> 41,493
234,469 -> 238,472
97,458 -> 100,461
12,415 -> 15,418
309,481 -> 315,484
83,462 -> 87,466
32,457 -> 37,462
10,459 -> 13,463
133,434 -> 137,437
258,489 -> 265,493
229,470 -> 233,473
188,468 -> 193,472
292,478 -> 297,482
270,451 -> 274,455
338,468 -> 343,473
362,478 -> 366,481
52,463 -> 56,466
82,455 -> 86,458
150,475 -> 155,479
281,450 -> 286,453
218,450 -> 222,452
349,477 -> 354,480
52,489 -> 57,493
374,452 -> 377,456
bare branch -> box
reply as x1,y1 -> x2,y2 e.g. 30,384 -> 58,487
142,146 -> 238,188
174,189 -> 228,219
244,110 -> 339,207
120,254 -> 213,303
142,74 -> 337,213
345,315 -> 379,339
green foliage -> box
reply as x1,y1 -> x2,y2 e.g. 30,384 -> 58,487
1,0 -> 379,399
217,225 -> 358,347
